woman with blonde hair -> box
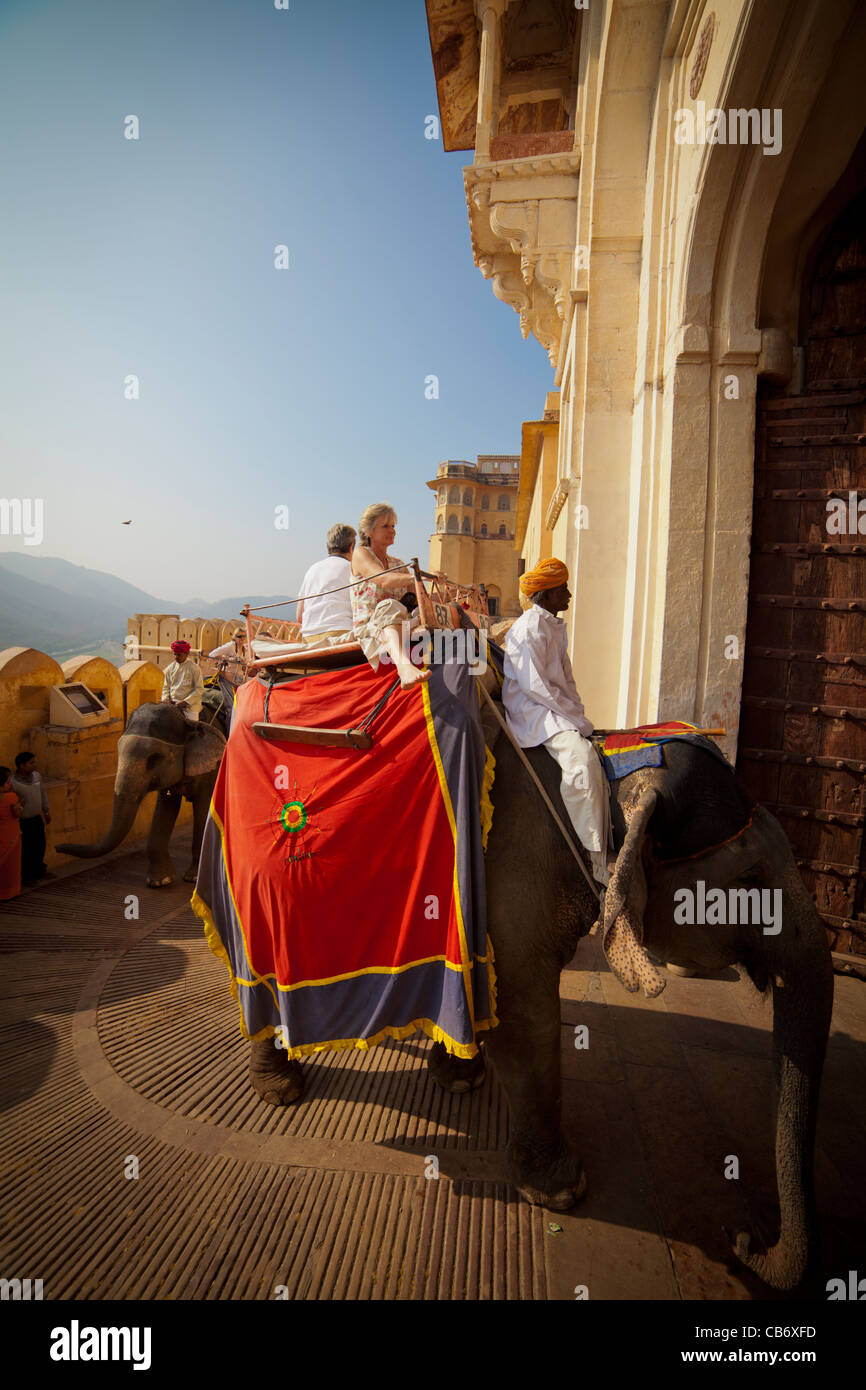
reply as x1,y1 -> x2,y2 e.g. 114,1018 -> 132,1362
351,502 -> 430,688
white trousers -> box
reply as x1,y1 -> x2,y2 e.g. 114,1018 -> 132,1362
543,730 -> 612,885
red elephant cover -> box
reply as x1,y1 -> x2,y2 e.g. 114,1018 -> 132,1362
192,659 -> 497,1058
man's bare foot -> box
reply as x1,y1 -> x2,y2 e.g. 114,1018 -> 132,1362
398,665 -> 431,690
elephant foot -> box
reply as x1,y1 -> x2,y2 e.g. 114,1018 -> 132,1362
182,865 -> 198,883
427,1041 -> 486,1093
727,1226 -> 806,1292
508,1137 -> 588,1212
249,1036 -> 305,1107
517,1167 -> 588,1212
146,874 -> 175,888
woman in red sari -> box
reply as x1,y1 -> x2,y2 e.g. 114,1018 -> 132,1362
0,766 -> 23,901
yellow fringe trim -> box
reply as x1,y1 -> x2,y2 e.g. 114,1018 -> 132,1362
480,744 -> 496,852
192,888 -> 250,1043
191,888 -> 496,1060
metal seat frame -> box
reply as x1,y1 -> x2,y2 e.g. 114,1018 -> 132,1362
241,561 -> 491,749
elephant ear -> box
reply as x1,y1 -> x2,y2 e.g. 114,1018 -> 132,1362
183,721 -> 226,779
601,788 -> 666,999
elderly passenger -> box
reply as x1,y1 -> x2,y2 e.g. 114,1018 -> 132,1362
297,523 -> 356,643
350,503 -> 429,689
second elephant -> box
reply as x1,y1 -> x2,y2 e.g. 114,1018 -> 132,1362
57,701 -> 226,886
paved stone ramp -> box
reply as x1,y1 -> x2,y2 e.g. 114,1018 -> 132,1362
1,840 -> 864,1299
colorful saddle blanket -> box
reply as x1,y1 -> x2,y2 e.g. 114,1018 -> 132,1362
192,658 -> 496,1060
597,721 -> 728,781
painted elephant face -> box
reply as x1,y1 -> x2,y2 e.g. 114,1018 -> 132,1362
117,703 -> 225,797
56,702 -> 226,863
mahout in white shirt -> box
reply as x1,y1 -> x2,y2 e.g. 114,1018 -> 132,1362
503,578 -> 611,886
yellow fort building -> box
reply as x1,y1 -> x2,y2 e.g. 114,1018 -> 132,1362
427,453 -> 522,618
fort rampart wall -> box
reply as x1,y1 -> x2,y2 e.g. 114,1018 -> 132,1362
1,613 -> 238,869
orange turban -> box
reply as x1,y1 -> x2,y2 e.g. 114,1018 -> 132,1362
519,557 -> 569,597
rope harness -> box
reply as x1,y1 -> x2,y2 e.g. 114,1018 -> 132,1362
250,558 -> 417,611
477,681 -> 601,901
260,668 -> 402,744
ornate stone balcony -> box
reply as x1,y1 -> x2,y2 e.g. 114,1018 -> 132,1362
465,147 -> 580,368
436,461 -> 477,478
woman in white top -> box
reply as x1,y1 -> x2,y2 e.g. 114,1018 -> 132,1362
350,502 -> 431,689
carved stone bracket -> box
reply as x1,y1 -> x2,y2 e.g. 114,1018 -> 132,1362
478,253 -> 530,321
465,152 -> 580,368
544,478 -> 572,530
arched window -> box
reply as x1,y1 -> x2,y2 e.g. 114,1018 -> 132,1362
481,494 -> 490,511
436,514 -> 444,532
462,516 -> 471,534
438,489 -> 447,505
480,524 -> 487,536
463,489 -> 473,506
497,495 -> 510,511
447,514 -> 458,533
448,486 -> 460,503
498,523 -> 506,536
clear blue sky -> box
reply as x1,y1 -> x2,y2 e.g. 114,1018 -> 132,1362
0,0 -> 553,604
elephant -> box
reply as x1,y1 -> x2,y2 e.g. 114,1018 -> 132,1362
247,727 -> 833,1293
57,701 -> 226,887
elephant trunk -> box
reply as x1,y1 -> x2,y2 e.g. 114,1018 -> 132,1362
736,889 -> 834,1290
56,792 -> 142,859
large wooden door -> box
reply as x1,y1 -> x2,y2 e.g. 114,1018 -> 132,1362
737,190 -> 866,957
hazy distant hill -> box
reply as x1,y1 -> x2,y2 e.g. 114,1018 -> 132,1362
0,553 -> 176,616
0,553 -> 293,659
194,596 -> 297,619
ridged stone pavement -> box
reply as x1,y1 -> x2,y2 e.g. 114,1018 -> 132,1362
1,836 -> 864,1299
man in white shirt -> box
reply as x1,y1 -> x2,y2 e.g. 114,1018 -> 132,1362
161,641 -> 204,719
502,558 -> 612,887
297,524 -> 356,643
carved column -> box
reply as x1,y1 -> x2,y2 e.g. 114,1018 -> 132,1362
475,0 -> 508,159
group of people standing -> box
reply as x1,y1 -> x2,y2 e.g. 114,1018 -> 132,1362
0,752 -> 52,901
